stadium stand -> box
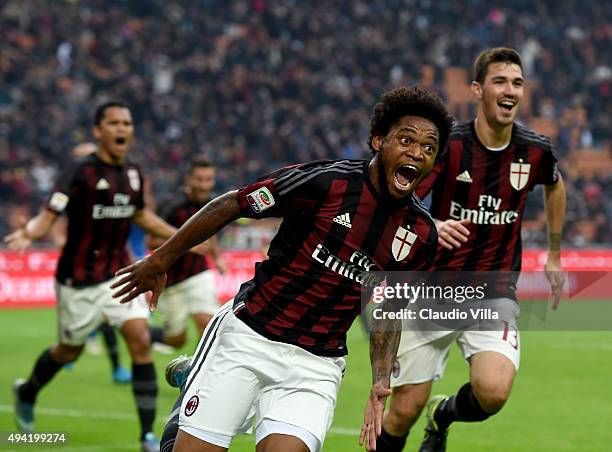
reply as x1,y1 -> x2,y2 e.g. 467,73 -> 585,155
1,0 -> 610,246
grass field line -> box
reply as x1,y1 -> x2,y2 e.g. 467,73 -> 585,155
0,404 -> 134,421
0,404 -> 361,437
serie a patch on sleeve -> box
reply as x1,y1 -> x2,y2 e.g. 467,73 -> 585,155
49,192 -> 70,212
246,187 -> 275,213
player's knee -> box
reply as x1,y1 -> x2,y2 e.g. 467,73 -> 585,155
122,320 -> 152,359
393,393 -> 427,422
257,434 -> 310,452
126,333 -> 152,359
472,379 -> 511,414
387,389 -> 428,431
132,338 -> 151,358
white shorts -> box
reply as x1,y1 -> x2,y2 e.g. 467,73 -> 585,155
391,298 -> 521,387
158,270 -> 218,336
179,301 -> 345,452
56,277 -> 150,346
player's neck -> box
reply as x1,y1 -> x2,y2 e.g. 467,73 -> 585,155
96,148 -> 125,166
474,116 -> 512,149
368,155 -> 395,201
368,156 -> 383,195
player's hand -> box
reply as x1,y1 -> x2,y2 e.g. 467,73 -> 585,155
111,256 -> 167,311
4,228 -> 32,252
359,383 -> 392,451
435,219 -> 470,250
544,255 -> 565,310
215,258 -> 228,275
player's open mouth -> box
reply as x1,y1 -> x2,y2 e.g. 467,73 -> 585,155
115,137 -> 127,145
394,165 -> 420,190
497,100 -> 515,111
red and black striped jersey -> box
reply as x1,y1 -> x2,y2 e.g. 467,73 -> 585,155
162,194 -> 210,287
233,159 -> 438,357
45,153 -> 144,286
416,120 -> 559,271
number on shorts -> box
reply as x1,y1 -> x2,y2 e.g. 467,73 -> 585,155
501,321 -> 519,350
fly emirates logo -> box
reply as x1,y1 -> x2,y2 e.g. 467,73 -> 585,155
311,245 -> 381,286
450,195 -> 518,225
92,193 -> 135,219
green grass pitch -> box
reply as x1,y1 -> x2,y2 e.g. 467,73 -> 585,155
1,308 -> 610,451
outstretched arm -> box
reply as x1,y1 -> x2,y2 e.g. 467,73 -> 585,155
135,207 -> 212,255
133,207 -> 177,241
543,174 -> 566,309
4,209 -> 59,251
360,306 -> 401,451
112,190 -> 241,308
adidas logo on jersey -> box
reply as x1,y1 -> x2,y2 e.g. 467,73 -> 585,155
96,178 -> 110,190
333,213 -> 352,229
456,170 -> 473,183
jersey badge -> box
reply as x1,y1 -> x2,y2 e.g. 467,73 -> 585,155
246,187 -> 275,213
392,359 -> 400,378
184,395 -> 199,416
127,168 -> 141,192
49,192 -> 69,212
392,225 -> 417,261
510,160 -> 531,190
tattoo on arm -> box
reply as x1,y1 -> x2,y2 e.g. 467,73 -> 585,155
369,311 -> 401,386
548,232 -> 561,252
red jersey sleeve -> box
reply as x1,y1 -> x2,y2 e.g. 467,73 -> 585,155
44,161 -> 83,214
532,142 -> 560,186
237,164 -> 328,218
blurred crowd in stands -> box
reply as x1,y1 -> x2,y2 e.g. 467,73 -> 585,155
1,0 -> 610,246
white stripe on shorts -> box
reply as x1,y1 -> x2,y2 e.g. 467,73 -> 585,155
184,302 -> 233,393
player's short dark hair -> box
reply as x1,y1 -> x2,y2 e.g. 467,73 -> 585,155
368,86 -> 453,156
189,157 -> 214,174
93,101 -> 129,125
473,47 -> 523,84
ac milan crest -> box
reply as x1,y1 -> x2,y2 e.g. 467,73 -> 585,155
392,360 -> 400,378
184,395 -> 199,417
509,161 -> 531,190
392,225 -> 417,261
